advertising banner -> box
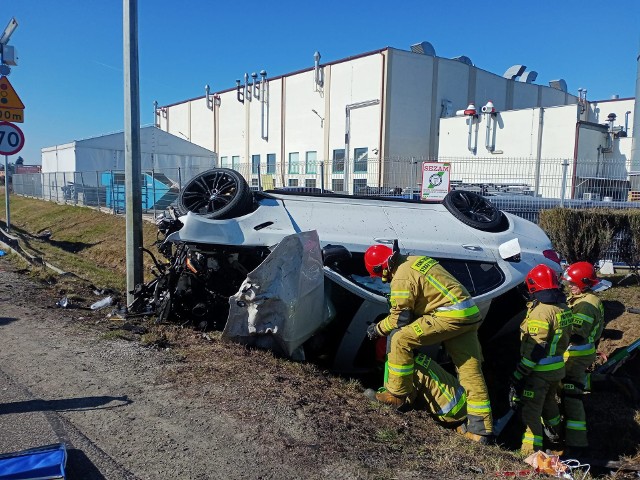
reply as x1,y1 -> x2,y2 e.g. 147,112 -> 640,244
420,162 -> 451,201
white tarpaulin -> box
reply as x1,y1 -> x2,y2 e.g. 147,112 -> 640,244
222,231 -> 329,359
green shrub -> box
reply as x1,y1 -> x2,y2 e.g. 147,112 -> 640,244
539,209 -> 618,264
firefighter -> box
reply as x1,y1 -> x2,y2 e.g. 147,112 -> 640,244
558,261 -> 605,456
364,244 -> 493,443
511,264 -> 572,454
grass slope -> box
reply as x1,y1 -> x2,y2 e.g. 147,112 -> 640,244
0,189 -> 159,291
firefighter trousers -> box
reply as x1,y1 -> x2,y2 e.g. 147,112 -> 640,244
562,354 -> 593,448
519,369 -> 565,453
386,313 -> 492,435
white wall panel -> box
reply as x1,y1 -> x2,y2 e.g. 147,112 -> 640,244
385,50 -> 432,159
217,89 -> 249,162
328,54 -> 383,153
189,97 -> 214,150
166,103 -> 190,141
475,70 -> 509,111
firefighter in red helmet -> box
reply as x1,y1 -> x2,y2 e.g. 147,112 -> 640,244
363,243 -> 493,444
555,261 -> 605,457
511,264 -> 572,454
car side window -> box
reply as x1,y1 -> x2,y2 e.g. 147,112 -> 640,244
438,259 -> 504,296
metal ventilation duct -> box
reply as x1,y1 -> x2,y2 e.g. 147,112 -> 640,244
520,71 -> 538,83
452,55 -> 473,66
631,51 -> 640,168
549,79 -> 568,92
503,65 -> 526,80
410,41 -> 436,56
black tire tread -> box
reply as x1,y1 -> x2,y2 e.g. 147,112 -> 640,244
442,190 -> 503,231
176,168 -> 253,219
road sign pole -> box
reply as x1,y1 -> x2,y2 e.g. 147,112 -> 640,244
4,154 -> 9,231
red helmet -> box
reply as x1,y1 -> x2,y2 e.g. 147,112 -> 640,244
364,244 -> 393,277
562,261 -> 598,291
525,264 -> 559,293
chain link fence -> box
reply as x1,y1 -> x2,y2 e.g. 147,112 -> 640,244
11,156 -> 640,219
12,167 -> 207,215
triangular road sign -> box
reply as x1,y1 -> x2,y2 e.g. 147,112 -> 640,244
0,76 -> 25,109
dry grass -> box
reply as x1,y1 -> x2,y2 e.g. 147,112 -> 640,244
0,190 -> 160,291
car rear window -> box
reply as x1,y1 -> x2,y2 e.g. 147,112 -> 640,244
438,259 -> 505,296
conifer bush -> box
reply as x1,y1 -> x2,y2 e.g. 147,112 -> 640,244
539,208 -> 618,264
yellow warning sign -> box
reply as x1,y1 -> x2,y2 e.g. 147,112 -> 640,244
0,76 -> 25,109
0,107 -> 24,123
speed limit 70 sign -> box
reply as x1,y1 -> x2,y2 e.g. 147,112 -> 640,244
0,121 -> 24,155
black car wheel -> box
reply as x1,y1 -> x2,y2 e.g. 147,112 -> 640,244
443,190 -> 503,231
176,168 -> 253,219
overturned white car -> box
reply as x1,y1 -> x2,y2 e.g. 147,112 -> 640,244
132,168 -> 561,374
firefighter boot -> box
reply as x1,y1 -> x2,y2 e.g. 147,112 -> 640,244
456,423 -> 495,445
375,389 -> 407,408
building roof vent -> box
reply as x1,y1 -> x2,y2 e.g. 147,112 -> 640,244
549,79 -> 568,92
410,41 -> 436,56
503,65 -> 526,80
452,55 -> 473,66
520,71 -> 538,83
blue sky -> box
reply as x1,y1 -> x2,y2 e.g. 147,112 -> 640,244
3,0 -> 640,164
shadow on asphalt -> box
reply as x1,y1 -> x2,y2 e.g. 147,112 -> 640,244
66,448 -> 107,480
0,395 -> 132,415
0,317 -> 18,326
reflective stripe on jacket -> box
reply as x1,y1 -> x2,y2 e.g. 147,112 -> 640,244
379,256 -> 479,334
566,292 -> 604,357
517,300 -> 572,377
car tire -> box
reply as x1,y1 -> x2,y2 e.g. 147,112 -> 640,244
176,168 -> 253,219
443,190 -> 503,231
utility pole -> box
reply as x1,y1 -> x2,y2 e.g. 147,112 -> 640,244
123,0 -> 143,304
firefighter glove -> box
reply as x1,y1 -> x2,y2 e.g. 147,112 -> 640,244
509,372 -> 525,408
366,323 -> 384,341
508,384 -> 520,409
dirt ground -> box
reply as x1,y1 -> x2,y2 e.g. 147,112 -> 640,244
1,256 -> 639,479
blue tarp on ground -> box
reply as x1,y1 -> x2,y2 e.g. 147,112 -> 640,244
0,444 -> 66,480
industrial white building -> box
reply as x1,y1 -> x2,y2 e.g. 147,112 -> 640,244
438,97 -> 635,199
156,42 -> 589,194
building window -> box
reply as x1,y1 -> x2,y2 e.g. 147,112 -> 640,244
305,151 -> 317,174
251,178 -> 259,187
267,153 -> 276,174
288,178 -> 299,187
220,156 -> 228,168
305,178 -> 316,188
353,178 -> 367,193
251,154 -> 260,174
332,179 -> 344,192
232,155 -> 240,170
354,147 -> 368,173
332,149 -> 345,173
288,152 -> 300,174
